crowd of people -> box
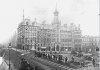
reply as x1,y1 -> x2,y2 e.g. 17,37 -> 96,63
33,51 -> 97,68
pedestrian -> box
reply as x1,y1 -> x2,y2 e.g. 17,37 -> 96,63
65,57 -> 68,63
58,55 -> 62,63
92,58 -> 95,67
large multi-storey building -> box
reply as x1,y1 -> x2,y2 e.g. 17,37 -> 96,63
17,18 -> 40,50
17,8 -> 82,51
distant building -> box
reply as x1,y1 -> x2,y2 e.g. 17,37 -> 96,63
82,36 -> 100,53
10,32 -> 17,47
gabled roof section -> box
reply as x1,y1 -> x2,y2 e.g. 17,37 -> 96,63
18,18 -> 32,27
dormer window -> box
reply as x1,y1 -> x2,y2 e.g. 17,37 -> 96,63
26,27 -> 28,30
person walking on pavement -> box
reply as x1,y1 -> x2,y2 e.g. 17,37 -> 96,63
65,57 -> 68,63
92,58 -> 95,67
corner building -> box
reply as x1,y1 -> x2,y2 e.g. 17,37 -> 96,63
17,19 -> 40,50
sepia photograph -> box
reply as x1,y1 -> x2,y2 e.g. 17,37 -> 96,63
0,0 -> 100,70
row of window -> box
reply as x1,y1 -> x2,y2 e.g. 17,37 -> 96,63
60,39 -> 72,42
82,43 -> 97,46
18,26 -> 38,31
74,39 -> 82,42
82,39 -> 97,42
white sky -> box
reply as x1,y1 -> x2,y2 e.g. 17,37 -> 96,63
0,0 -> 99,43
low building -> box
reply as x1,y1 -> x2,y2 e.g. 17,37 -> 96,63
82,36 -> 100,54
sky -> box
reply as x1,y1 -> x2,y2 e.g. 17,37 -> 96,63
0,0 -> 99,44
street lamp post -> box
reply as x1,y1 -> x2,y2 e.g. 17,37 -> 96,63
35,37 -> 37,50
8,43 -> 11,70
99,0 -> 100,37
9,48 -> 10,70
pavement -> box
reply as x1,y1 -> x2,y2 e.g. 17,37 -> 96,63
0,57 -> 9,70
0,49 -> 17,70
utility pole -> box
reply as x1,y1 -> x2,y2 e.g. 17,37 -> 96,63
99,0 -> 100,37
98,0 -> 100,66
